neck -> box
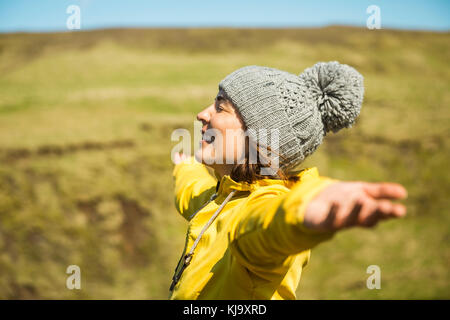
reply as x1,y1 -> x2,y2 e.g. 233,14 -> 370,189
209,164 -> 234,180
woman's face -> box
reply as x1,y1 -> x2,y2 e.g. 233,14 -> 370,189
195,90 -> 246,173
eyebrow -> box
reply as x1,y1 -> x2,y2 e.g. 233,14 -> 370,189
215,91 -> 234,111
216,93 -> 225,101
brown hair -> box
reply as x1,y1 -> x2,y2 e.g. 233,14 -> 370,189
229,135 -> 300,184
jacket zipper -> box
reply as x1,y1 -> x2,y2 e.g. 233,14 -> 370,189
170,189 -> 219,292
170,188 -> 237,293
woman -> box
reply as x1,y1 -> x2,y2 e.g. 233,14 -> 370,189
169,62 -> 407,299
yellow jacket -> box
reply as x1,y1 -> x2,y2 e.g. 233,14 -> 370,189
169,156 -> 336,300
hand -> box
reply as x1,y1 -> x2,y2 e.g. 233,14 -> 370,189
174,152 -> 189,165
304,182 -> 407,232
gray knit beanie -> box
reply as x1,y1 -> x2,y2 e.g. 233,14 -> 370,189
218,61 -> 364,173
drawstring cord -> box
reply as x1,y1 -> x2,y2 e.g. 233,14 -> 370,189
169,189 -> 237,292
188,180 -> 220,220
188,193 -> 218,220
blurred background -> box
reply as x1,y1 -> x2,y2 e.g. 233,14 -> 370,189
0,0 -> 448,299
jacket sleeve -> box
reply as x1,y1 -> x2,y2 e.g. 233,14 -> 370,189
229,175 -> 337,277
172,156 -> 218,221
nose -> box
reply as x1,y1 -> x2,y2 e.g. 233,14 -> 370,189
196,105 -> 212,124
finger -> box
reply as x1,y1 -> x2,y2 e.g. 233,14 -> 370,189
363,183 -> 408,200
341,201 -> 362,229
380,202 -> 407,219
333,198 -> 357,229
358,198 -> 380,227
361,200 -> 405,227
175,152 -> 187,164
393,203 -> 407,217
174,152 -> 181,164
366,200 -> 394,227
321,203 -> 338,231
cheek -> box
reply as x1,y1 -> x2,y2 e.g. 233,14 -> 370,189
210,114 -> 245,161
223,130 -> 246,160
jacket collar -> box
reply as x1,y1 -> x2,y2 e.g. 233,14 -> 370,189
213,167 -> 319,196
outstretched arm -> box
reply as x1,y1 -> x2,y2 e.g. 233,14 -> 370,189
230,176 -> 407,277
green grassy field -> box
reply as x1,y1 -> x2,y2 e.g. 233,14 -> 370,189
0,27 -> 448,299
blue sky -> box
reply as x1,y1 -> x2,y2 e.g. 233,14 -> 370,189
0,0 -> 448,33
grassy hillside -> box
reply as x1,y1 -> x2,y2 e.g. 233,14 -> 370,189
0,27 -> 448,299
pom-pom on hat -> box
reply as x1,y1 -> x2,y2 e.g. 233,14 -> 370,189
218,61 -> 364,173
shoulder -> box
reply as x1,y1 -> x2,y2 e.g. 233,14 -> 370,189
242,184 -> 290,207
249,167 -> 322,197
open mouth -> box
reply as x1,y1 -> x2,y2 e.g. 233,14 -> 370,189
202,131 -> 215,144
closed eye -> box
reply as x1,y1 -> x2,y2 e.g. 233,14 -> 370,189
215,103 -> 224,112
215,97 -> 225,112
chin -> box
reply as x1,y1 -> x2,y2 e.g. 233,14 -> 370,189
196,147 -> 228,168
195,148 -> 212,165
194,150 -> 203,163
